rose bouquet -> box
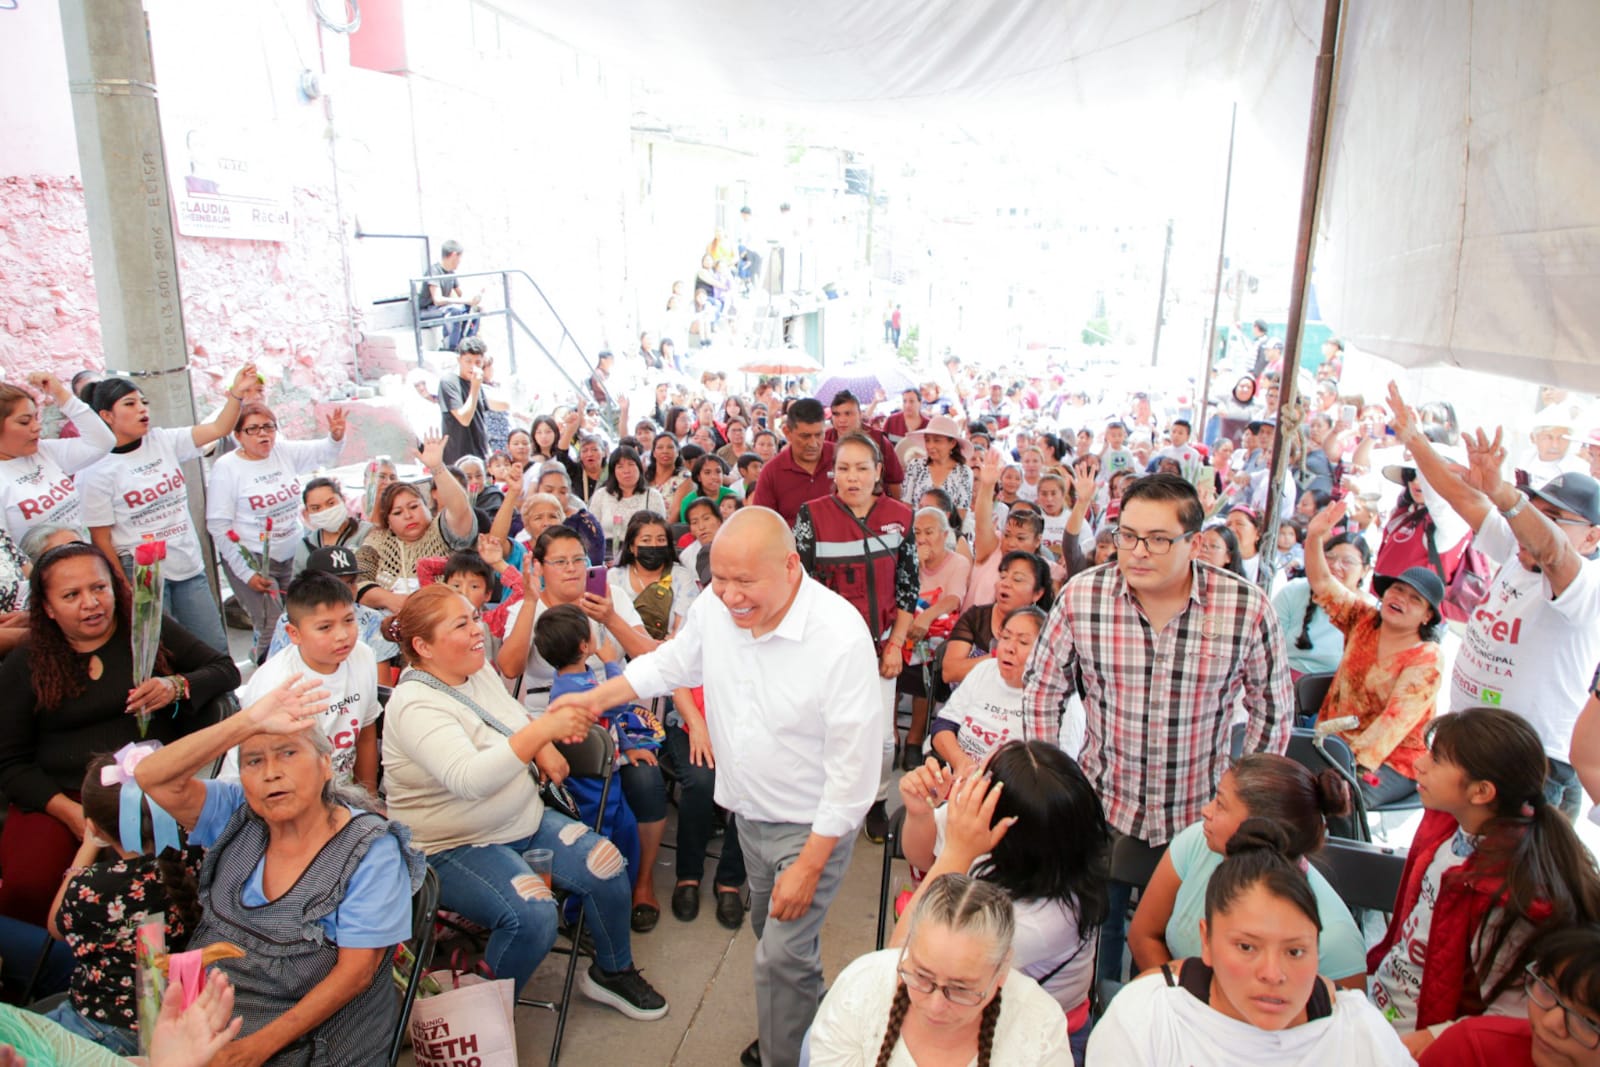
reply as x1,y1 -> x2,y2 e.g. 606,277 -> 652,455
226,517 -> 278,603
130,537 -> 167,737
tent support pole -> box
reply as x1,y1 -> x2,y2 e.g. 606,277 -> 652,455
1257,0 -> 1343,587
1196,102 -> 1238,444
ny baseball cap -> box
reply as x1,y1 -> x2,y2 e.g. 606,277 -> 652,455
305,545 -> 358,576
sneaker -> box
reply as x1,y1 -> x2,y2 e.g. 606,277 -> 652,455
863,800 -> 889,844
579,963 -> 669,1021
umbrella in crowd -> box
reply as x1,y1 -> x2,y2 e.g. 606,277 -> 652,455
813,361 -> 918,408
736,347 -> 823,376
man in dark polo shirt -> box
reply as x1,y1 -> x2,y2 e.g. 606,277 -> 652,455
751,398 -> 833,525
824,390 -> 902,501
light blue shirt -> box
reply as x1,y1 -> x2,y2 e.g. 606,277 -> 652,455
191,780 -> 411,948
1164,821 -> 1367,981
1272,578 -> 1345,677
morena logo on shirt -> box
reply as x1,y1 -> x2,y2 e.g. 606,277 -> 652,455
123,469 -> 185,509
247,482 -> 300,511
18,476 -> 76,519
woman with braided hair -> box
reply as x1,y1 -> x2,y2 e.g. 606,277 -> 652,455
1271,531 -> 1371,679
807,873 -> 1072,1065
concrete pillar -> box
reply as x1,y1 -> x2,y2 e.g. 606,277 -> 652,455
58,0 -> 216,592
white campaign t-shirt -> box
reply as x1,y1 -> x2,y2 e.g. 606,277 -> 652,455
205,436 -> 341,579
79,427 -> 207,580
934,659 -> 1025,765
1450,510 -> 1600,761
0,396 -> 117,542
503,587 -> 644,710
220,642 -> 379,784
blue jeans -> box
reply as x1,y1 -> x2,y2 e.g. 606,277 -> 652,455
45,1000 -> 139,1056
165,572 -> 228,653
428,810 -> 633,992
0,915 -> 71,998
1547,757 -> 1583,821
117,560 -> 227,654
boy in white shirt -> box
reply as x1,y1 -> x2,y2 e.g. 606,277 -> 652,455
222,570 -> 380,793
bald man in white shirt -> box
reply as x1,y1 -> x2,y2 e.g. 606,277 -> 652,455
550,507 -> 881,1067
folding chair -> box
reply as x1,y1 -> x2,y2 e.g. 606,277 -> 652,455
1286,727 -> 1421,841
1293,672 -> 1336,728
517,724 -> 615,1066
875,806 -> 909,950
1315,837 -> 1407,920
389,867 -> 442,1067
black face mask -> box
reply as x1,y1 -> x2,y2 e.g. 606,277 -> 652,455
634,546 -> 673,571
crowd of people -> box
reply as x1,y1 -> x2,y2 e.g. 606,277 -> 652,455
0,324 -> 1596,1067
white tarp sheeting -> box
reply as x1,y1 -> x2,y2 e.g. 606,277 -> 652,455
516,0 -> 1600,387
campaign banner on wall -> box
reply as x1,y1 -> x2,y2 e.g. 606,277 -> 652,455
165,120 -> 293,242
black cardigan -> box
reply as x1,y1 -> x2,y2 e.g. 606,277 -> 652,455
0,615 -> 239,811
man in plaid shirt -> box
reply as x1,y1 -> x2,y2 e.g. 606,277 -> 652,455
1023,473 -> 1292,975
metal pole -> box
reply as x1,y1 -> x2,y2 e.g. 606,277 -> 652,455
502,272 -> 516,374
58,0 -> 215,597
1196,102 -> 1238,443
1150,218 -> 1174,366
1258,0 -> 1343,588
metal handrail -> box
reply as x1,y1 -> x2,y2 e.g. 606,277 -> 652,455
406,270 -> 609,416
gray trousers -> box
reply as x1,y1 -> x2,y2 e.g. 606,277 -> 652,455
223,556 -> 294,663
742,819 -> 855,1067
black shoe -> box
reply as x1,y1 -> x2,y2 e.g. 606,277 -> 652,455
579,962 -> 669,1021
672,884 -> 700,922
900,744 -> 925,773
715,887 -> 744,930
631,903 -> 660,933
863,800 -> 889,844
740,1039 -> 761,1066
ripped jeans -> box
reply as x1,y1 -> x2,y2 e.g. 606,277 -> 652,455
428,810 -> 634,991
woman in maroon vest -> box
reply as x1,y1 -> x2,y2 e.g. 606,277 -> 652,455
793,432 -> 918,842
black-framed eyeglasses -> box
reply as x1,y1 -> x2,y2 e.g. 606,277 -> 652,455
1112,529 -> 1192,556
895,955 -> 999,1007
1525,965 -> 1600,1049
239,423 -> 278,436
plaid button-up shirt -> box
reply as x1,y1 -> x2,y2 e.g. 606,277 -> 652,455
1023,561 -> 1292,845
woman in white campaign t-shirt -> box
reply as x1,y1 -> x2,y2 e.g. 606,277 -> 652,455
0,373 -> 116,544
79,369 -> 258,652
204,400 -> 345,661
930,606 -> 1045,776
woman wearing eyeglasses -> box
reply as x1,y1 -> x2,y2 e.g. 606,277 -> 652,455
807,873 -> 1073,1066
204,401 -> 346,662
1417,925 -> 1600,1067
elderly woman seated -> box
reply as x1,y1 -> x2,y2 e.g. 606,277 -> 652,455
529,461 -> 605,566
380,584 -> 668,1018
808,873 -> 1074,1065
355,430 -> 478,614
135,675 -> 423,1066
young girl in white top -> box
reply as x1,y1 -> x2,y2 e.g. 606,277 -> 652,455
898,741 -> 1110,1063
809,873 -> 1074,1066
1090,819 -> 1412,1066
0,374 -> 115,544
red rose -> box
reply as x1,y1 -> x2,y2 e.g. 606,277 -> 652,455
133,541 -> 162,567
226,530 -> 241,543
264,517 -> 273,532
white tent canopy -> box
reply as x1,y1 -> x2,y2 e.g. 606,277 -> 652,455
517,0 -> 1600,388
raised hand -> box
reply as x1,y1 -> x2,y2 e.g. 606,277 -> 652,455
415,429 -> 447,471
477,533 -> 505,569
326,406 -> 348,442
897,756 -> 954,811
1385,381 -> 1420,445
975,446 -> 1001,488
150,969 -> 243,1067
243,675 -> 330,735
1072,466 -> 1097,507
1306,499 -> 1347,540
1463,426 -> 1509,499
942,773 -> 1017,861
26,371 -> 68,406
230,363 -> 262,400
